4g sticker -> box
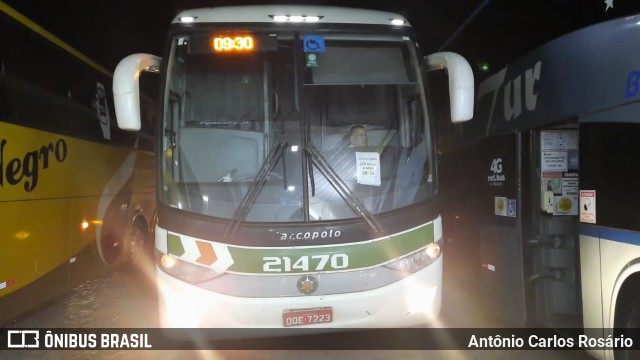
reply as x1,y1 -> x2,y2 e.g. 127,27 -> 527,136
488,158 -> 506,186
490,158 -> 502,173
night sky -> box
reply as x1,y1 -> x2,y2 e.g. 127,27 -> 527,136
3,0 -> 640,79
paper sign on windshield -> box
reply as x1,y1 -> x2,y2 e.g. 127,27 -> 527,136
356,152 -> 381,186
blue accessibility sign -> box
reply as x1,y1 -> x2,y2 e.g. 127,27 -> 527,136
507,199 -> 517,217
303,35 -> 325,53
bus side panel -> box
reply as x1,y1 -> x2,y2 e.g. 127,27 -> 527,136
68,196 -> 112,284
439,146 -> 482,311
580,120 -> 640,330
579,233 -> 604,329
0,123 -> 146,323
0,198 -> 111,325
473,133 -> 526,326
579,231 -> 605,360
441,133 -> 526,326
0,200 -> 71,309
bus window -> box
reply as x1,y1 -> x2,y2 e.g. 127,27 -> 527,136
303,38 -> 433,220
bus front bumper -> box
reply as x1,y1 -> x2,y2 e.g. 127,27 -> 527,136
156,256 -> 442,329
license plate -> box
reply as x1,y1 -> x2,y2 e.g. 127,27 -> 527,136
282,307 -> 333,327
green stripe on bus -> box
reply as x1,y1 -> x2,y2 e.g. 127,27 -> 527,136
167,233 -> 185,257
227,223 -> 434,274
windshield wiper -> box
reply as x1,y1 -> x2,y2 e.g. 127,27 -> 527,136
225,139 -> 288,237
305,144 -> 383,233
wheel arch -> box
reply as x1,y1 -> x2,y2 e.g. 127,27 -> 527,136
611,259 -> 640,329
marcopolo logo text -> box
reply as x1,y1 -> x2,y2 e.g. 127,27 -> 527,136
276,229 -> 342,241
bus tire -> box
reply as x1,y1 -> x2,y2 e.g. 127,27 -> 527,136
614,278 -> 640,360
125,216 -> 153,272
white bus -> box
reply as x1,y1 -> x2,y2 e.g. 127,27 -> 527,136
113,5 -> 473,329
437,13 -> 640,359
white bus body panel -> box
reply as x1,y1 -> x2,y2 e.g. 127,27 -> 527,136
580,233 -> 605,360
581,234 -> 640,360
154,220 -> 443,328
156,257 -> 441,328
173,6 -> 410,27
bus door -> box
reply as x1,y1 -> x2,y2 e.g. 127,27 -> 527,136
522,129 -> 581,328
474,132 -> 527,326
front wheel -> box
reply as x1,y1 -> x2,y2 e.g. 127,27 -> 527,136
125,218 -> 154,273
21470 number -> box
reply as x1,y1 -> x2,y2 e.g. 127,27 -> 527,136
263,254 -> 349,273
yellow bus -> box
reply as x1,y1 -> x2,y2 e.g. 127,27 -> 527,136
0,1 -> 156,324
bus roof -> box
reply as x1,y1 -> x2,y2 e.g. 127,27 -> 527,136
172,5 -> 410,27
457,13 -> 640,144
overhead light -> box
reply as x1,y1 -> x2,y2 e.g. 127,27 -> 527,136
270,15 -> 323,23
179,16 -> 196,23
390,19 -> 405,26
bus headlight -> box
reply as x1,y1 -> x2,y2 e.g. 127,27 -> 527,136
384,240 -> 442,274
156,251 -> 224,284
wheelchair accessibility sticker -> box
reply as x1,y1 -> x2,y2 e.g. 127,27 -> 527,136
303,35 -> 325,52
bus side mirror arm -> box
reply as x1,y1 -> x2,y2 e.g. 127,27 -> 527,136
113,54 -> 161,131
425,52 -> 474,123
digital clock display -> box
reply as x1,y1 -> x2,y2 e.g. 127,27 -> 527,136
212,35 -> 255,52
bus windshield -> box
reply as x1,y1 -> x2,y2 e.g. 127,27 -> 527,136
161,30 -> 434,223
